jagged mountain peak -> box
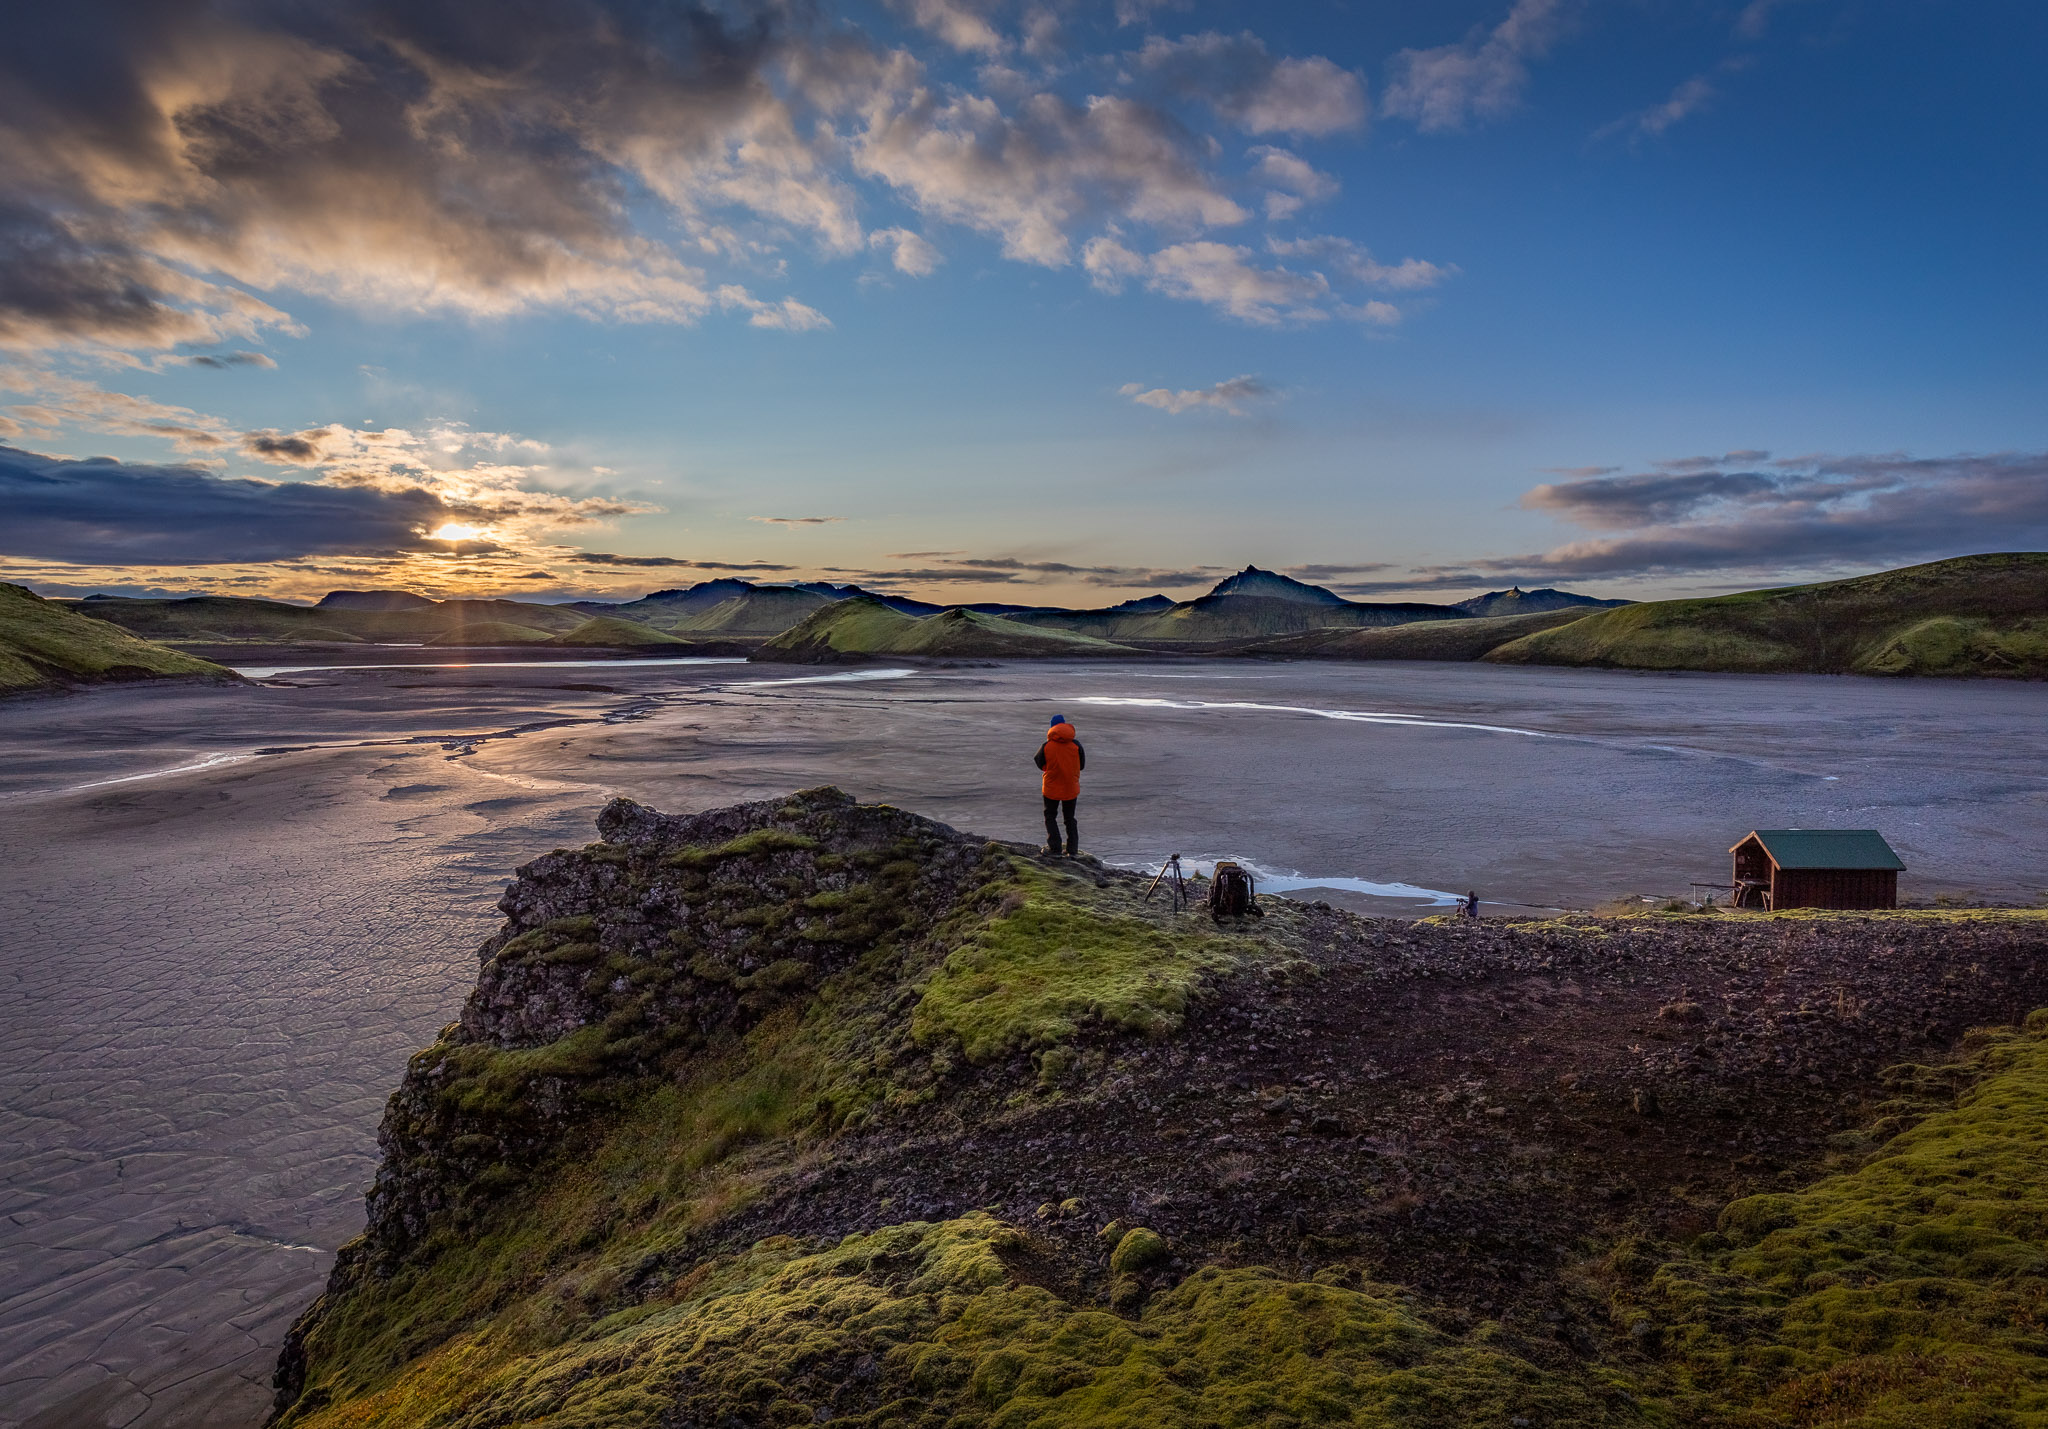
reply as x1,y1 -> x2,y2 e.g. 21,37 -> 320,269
1202,565 -> 1349,606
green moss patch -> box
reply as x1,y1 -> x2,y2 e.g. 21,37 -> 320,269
911,864 -> 1258,1063
1623,1015 -> 2048,1425
285,1214 -> 1627,1429
667,829 -> 820,868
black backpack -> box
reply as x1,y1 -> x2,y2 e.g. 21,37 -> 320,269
1209,861 -> 1257,920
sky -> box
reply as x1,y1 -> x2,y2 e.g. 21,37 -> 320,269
2,0 -> 2045,607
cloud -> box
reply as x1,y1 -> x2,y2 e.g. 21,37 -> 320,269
1136,33 -> 1368,138
183,351 -> 277,370
0,0 -> 849,353
571,553 -> 797,571
751,515 -> 845,525
1498,450 -> 2048,579
728,294 -> 834,332
887,0 -> 1007,55
1381,0 -> 1569,134
1249,147 -> 1338,221
1087,234 -> 1444,326
0,444 -> 463,564
1284,563 -> 1395,580
1735,0 -> 1805,40
0,202 -> 302,353
1266,235 -> 1453,291
1319,571 -> 1500,596
1086,238 -> 1326,324
1113,0 -> 1188,26
2,3 -> 1433,350
840,555 -> 1225,589
1119,374 -> 1274,415
242,428 -> 338,465
868,227 -> 944,276
1597,58 -> 1756,144
1,368 -> 238,451
1621,73 -> 1720,138
853,88 -> 1249,267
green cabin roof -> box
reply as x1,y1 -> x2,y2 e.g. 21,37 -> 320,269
1732,829 -> 1905,871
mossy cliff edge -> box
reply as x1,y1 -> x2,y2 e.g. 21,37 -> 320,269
273,791 -> 2048,1427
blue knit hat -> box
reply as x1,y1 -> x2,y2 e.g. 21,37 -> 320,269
1049,712 -> 1067,727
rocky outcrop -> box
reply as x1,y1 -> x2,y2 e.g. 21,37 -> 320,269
348,789 -> 992,1271
272,792 -> 2048,1428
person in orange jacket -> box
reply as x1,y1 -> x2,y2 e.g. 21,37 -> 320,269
1034,713 -> 1085,856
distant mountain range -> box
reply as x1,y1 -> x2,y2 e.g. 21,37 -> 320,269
70,565 -> 1624,652
29,554 -> 2048,683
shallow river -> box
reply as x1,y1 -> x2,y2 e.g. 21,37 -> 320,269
1,658 -> 2043,1425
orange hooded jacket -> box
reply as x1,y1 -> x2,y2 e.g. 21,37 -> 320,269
1037,721 -> 1083,800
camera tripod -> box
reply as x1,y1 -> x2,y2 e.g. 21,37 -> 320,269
1143,853 -> 1192,912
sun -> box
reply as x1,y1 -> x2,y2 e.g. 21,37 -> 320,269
428,522 -> 487,542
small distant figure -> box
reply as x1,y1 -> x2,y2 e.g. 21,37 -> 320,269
1461,890 -> 1480,919
1034,713 -> 1085,857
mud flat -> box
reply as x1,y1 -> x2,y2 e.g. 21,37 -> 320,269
1,658 -> 2044,1425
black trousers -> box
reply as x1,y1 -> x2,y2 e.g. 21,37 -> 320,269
1042,796 -> 1078,853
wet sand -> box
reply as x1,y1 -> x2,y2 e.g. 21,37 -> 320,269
2,658 -> 2044,1426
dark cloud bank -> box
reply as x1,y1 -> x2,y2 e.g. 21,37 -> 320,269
0,445 -> 462,564
1316,451 -> 2048,597
1508,451 -> 2048,579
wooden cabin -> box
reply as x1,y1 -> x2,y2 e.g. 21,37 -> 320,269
1729,829 -> 1903,910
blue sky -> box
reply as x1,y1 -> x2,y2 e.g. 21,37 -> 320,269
3,0 -> 2044,605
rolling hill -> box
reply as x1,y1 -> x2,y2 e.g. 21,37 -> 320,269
665,587 -> 841,635
550,616 -> 698,648
755,597 -> 1137,662
1453,586 -> 1631,618
314,589 -> 438,611
0,584 -> 239,695
1488,553 -> 2048,676
1247,606 -> 1600,661
1014,566 -> 1471,643
422,621 -> 555,646
70,593 -> 590,646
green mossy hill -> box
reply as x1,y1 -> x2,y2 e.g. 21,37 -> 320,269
754,597 -> 1135,663
274,790 -> 1306,1426
1245,607 -> 1596,661
424,620 -> 556,646
0,583 -> 239,694
551,616 -> 697,647
282,1214 -> 1626,1429
67,593 -> 594,647
1489,553 -> 2048,677
273,788 -> 2048,1428
661,587 -> 837,634
1613,1012 -> 2048,1425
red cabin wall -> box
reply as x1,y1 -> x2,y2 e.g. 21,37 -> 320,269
1770,868 -> 1897,910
